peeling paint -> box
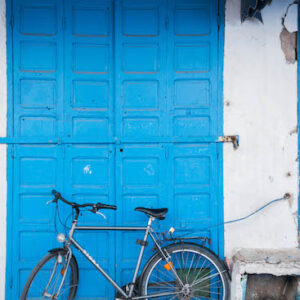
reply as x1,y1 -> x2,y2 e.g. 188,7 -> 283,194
286,172 -> 292,177
289,126 -> 298,136
144,164 -> 155,176
280,1 -> 298,64
280,27 -> 297,64
83,164 -> 92,175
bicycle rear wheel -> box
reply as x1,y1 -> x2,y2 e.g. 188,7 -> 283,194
20,251 -> 78,300
140,243 -> 230,300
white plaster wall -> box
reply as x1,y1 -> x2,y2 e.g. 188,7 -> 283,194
0,0 -> 7,298
224,0 -> 299,258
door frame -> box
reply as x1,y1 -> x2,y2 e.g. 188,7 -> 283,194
4,0 -> 226,297
5,0 -> 15,298
217,0 -> 225,259
297,4 -> 300,236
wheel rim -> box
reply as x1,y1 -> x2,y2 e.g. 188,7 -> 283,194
25,254 -> 76,300
144,248 -> 227,300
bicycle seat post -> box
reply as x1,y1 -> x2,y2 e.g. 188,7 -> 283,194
147,215 -> 155,228
128,215 -> 154,297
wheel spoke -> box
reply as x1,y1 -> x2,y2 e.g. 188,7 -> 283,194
191,257 -> 208,286
192,270 -> 226,287
186,253 -> 195,281
142,246 -> 228,300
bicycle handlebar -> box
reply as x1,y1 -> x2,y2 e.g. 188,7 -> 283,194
51,190 -> 117,212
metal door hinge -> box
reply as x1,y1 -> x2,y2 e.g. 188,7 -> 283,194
218,135 -> 239,149
10,15 -> 14,28
165,17 -> 169,30
10,146 -> 15,159
164,145 -> 169,159
62,16 -> 66,30
62,145 -> 65,159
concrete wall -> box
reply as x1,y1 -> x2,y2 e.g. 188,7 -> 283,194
224,0 -> 299,258
0,0 -> 7,298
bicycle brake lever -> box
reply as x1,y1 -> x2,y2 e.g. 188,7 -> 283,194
96,211 -> 107,219
46,199 -> 55,205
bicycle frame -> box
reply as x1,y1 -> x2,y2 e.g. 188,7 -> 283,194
62,213 -> 183,299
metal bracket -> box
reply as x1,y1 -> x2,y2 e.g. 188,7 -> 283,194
218,135 -> 239,149
136,239 -> 148,247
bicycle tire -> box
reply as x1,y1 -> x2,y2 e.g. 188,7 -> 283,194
20,251 -> 78,300
140,243 -> 230,300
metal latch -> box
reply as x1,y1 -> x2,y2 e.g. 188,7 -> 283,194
218,135 -> 239,149
136,239 -> 148,247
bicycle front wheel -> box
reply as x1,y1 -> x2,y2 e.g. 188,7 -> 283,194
140,243 -> 230,300
20,251 -> 78,300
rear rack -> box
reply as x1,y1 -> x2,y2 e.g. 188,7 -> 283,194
162,233 -> 211,245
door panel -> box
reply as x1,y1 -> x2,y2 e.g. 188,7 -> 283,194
115,0 -> 168,140
64,0 -> 115,142
167,0 -> 220,139
7,0 -> 222,298
13,145 -> 60,297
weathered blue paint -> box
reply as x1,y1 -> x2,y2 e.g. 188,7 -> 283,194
6,0 -> 225,298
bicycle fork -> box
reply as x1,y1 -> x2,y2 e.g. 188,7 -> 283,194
42,247 -> 73,299
42,219 -> 77,299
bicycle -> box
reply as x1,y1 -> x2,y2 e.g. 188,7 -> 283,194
21,190 -> 230,300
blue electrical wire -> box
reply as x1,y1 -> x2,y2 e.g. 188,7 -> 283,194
206,193 -> 291,230
176,194 -> 291,238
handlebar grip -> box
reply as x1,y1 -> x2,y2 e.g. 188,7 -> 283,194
98,203 -> 117,210
52,190 -> 61,198
52,190 -> 61,197
50,191 -> 117,211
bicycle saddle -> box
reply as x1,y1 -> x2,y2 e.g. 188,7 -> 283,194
135,207 -> 168,220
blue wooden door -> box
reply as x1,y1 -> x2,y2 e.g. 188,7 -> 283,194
6,0 -> 223,298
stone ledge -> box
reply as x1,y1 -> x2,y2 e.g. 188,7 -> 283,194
233,248 -> 300,276
230,248 -> 300,299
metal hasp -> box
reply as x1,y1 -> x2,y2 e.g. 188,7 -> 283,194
218,135 -> 239,149
241,0 -> 272,23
